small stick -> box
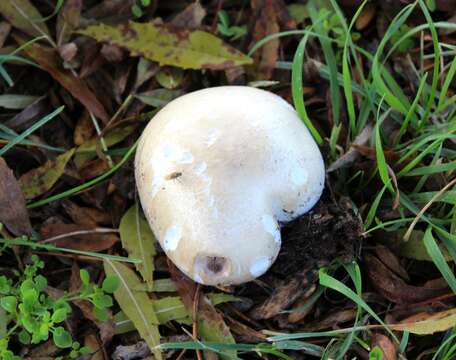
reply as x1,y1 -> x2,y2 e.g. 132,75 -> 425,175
192,283 -> 203,360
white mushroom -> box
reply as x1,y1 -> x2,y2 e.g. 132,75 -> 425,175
135,86 -> 325,285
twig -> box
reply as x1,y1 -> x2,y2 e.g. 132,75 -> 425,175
193,283 -> 203,360
404,177 -> 456,240
40,227 -> 119,244
89,112 -> 114,168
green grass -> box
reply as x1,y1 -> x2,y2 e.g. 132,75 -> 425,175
221,0 -> 456,357
1,0 -> 456,358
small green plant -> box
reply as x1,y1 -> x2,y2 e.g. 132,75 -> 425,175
131,0 -> 151,18
369,346 -> 384,360
390,24 -> 415,53
0,255 -> 119,359
321,9 -> 360,46
217,10 -> 247,40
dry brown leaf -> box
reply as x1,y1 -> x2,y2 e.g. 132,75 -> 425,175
84,333 -> 105,360
79,158 -> 110,180
375,245 -> 409,281
56,0 -> 82,45
327,124 -> 373,172
0,21 -> 11,48
371,333 -> 397,360
62,200 -> 112,227
0,157 -> 32,236
74,110 -> 95,146
303,308 -> 357,331
355,3 -> 376,30
365,254 -> 448,304
225,315 -> 267,342
4,96 -> 48,131
171,1 -> 206,29
251,0 -> 280,79
169,262 -> 237,359
287,290 -> 317,323
250,269 -> 317,320
20,42 -> 110,122
40,223 -> 118,252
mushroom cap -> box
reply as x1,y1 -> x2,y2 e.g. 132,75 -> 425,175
135,86 -> 325,285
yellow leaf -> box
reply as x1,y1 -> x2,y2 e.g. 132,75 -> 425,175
19,148 -> 75,199
79,22 -> 252,70
391,308 -> 456,335
74,126 -> 135,168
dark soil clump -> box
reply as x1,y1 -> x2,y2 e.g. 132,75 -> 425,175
272,196 -> 363,277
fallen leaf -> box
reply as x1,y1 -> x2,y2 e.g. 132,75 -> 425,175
40,223 -> 118,252
393,229 -> 451,262
58,42 -> 78,63
83,333 -> 103,360
20,42 -> 110,122
0,21 -> 12,48
370,333 -> 397,360
79,158 -> 110,180
114,297 -> 191,335
103,260 -> 162,360
154,297 -> 191,325
56,0 -> 82,45
170,263 -> 237,360
100,43 -> 124,62
131,278 -> 177,293
119,204 -> 156,290
155,67 -> 184,89
0,157 -> 32,235
135,89 -> 183,108
207,293 -> 242,306
224,316 -> 267,342
0,0 -> 50,37
74,125 -> 135,168
134,57 -> 158,90
19,148 -> 75,199
171,1 -> 206,29
365,254 -> 448,304
197,302 -> 237,360
327,124 -> 373,172
4,96 -> 48,132
112,341 -> 150,360
79,21 -> 252,70
61,200 -> 112,226
355,3 -> 376,30
392,308 -> 456,335
0,94 -> 40,109
251,269 -> 317,320
251,0 -> 280,79
375,245 -> 409,281
303,308 -> 357,331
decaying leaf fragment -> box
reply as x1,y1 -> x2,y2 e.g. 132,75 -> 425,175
20,42 -> 110,122
19,148 -> 75,199
392,308 -> 456,335
79,22 -> 253,70
0,157 -> 32,236
0,0 -> 50,37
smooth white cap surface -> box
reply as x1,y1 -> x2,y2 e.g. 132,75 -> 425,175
135,86 -> 325,285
